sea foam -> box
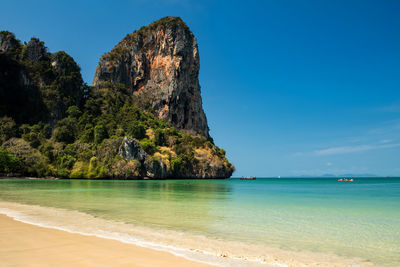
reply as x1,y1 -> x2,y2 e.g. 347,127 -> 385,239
0,201 -> 288,267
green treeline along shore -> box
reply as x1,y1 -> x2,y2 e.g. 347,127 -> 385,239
0,17 -> 235,179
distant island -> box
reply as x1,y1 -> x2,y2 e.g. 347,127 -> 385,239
0,17 -> 234,179
294,174 -> 378,178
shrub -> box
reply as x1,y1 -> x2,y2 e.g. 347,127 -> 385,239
80,127 -> 94,143
84,98 -> 101,117
57,154 -> 76,170
140,139 -> 157,155
0,147 -> 21,173
165,127 -> 180,137
54,125 -> 75,143
170,157 -> 182,176
2,138 -> 47,176
39,143 -> 54,162
155,129 -> 167,146
126,121 -> 146,139
94,125 -> 108,144
70,161 -> 87,178
67,105 -> 82,118
53,118 -> 78,144
0,117 -> 18,144
23,131 -> 41,148
87,156 -> 99,178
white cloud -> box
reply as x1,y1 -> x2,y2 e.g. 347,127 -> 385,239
376,104 -> 400,113
291,152 -> 305,157
289,166 -> 369,176
314,143 -> 400,156
291,120 -> 400,157
369,119 -> 400,135
379,139 -> 393,144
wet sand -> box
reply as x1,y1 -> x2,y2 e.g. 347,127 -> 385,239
0,214 -> 211,267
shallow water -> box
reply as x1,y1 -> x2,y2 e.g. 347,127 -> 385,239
0,178 -> 399,266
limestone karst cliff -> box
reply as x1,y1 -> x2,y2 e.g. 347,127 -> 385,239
0,18 -> 234,179
93,17 -> 209,139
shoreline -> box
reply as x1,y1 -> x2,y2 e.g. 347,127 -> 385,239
0,214 -> 212,267
0,201 -> 376,267
0,176 -> 229,180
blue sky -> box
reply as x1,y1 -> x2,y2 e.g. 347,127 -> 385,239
2,0 -> 400,177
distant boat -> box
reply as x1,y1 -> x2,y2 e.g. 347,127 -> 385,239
338,178 -> 354,182
240,176 -> 256,180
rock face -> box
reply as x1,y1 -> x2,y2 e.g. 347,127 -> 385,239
22,38 -> 47,62
117,137 -> 170,179
118,137 -> 146,161
144,157 -> 168,179
0,33 -> 47,124
93,17 -> 210,139
0,32 -> 84,125
0,32 -> 20,54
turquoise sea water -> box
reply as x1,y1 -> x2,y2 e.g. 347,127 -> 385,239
0,178 -> 399,266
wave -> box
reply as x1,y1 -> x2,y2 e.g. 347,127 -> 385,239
0,201 -> 370,267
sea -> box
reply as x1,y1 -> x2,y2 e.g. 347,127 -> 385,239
0,178 -> 399,266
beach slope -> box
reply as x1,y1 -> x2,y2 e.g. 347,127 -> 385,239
0,215 -> 210,267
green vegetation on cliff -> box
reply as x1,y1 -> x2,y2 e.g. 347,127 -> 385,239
0,31 -> 85,124
0,30 -> 234,179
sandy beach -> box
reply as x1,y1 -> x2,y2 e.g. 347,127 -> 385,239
0,214 -> 211,267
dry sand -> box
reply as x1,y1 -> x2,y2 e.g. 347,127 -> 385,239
0,214 -> 211,267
